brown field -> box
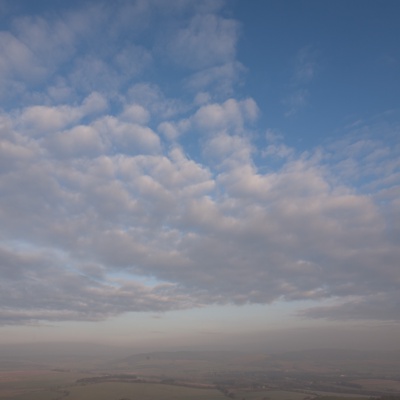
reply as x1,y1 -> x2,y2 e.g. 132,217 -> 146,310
352,379 -> 400,392
0,370 -> 57,382
1,349 -> 400,400
66,381 -> 227,400
0,370 -> 90,399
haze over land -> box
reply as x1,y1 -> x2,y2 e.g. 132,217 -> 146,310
0,0 -> 399,352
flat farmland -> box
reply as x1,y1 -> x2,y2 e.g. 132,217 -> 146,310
0,370 -> 90,400
1,349 -> 399,400
231,391 -> 372,400
232,389 -> 311,400
352,379 -> 400,392
65,381 -> 227,400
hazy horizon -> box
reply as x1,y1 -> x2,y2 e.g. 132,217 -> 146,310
0,0 -> 399,353
0,315 -> 400,354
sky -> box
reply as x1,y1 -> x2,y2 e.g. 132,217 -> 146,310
0,0 -> 400,351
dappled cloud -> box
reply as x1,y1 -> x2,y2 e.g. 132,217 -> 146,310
0,0 -> 399,326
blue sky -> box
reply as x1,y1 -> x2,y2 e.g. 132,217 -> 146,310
0,0 -> 399,350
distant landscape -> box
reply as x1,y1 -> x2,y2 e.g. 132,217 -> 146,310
1,1 -> 400,400
1,345 -> 400,400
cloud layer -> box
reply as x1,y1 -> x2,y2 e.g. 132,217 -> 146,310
0,0 -> 399,326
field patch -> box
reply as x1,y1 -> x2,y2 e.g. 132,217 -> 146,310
0,370 -> 90,399
231,389 -> 311,400
65,381 -> 227,400
352,379 -> 400,392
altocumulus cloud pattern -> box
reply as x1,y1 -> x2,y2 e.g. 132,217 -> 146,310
0,0 -> 400,326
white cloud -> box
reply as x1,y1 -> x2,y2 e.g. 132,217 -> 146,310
2,105 -> 400,323
19,104 -> 82,133
0,31 -> 45,83
167,13 -> 239,70
283,46 -> 318,116
114,43 -> 153,77
283,89 -> 308,117
293,45 -> 317,84
263,143 -> 294,159
121,104 -> 150,125
0,245 -> 197,325
16,92 -> 107,135
157,119 -> 190,141
127,83 -> 188,120
81,92 -> 108,115
46,125 -> 106,158
0,6 -> 102,101
2,85 -> 399,324
68,56 -> 119,94
94,116 -> 161,155
47,79 -> 75,103
0,1 -> 399,327
203,133 -> 253,168
193,92 -> 211,105
193,98 -> 258,134
185,61 -> 246,95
